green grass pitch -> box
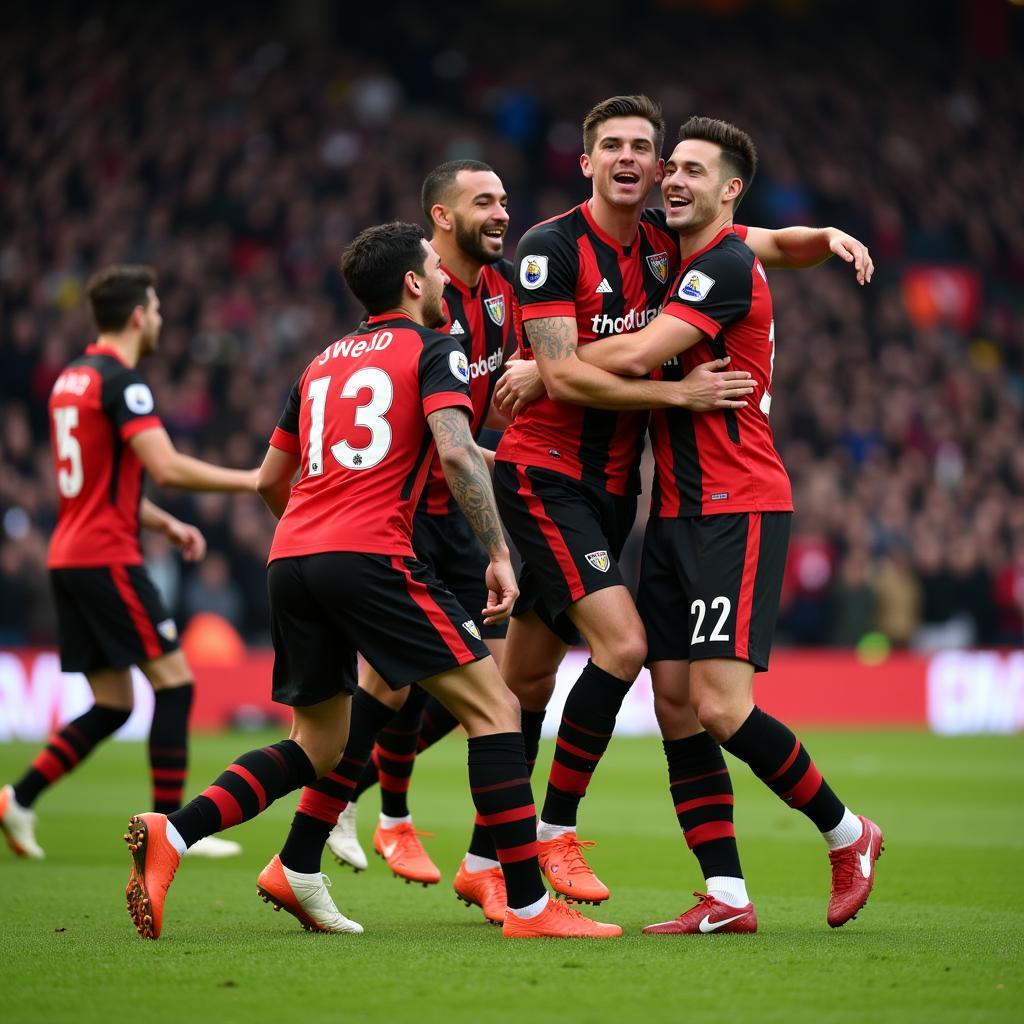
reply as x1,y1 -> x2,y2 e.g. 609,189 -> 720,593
1,730 -> 1022,1023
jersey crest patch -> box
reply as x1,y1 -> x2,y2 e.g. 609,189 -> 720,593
520,255 -> 549,290
462,620 -> 482,640
678,270 -> 715,302
646,252 -> 669,284
484,296 -> 506,326
156,618 -> 178,642
124,382 -> 155,415
585,549 -> 610,573
449,350 -> 470,383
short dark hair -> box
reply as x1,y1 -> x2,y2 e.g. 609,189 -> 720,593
582,94 -> 665,156
340,222 -> 429,314
86,264 -> 156,332
421,160 -> 494,221
677,116 -> 758,208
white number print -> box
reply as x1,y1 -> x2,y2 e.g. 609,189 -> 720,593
760,319 -> 775,417
690,596 -> 732,646
305,368 -> 394,475
53,406 -> 84,498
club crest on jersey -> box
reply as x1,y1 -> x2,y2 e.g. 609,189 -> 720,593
124,382 -> 155,415
585,550 -> 611,573
449,350 -> 470,383
520,255 -> 548,291
679,270 -> 715,302
462,620 -> 482,640
156,618 -> 178,642
646,252 -> 669,284
484,295 -> 506,326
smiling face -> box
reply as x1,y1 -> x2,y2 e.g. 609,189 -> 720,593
661,138 -> 741,234
581,115 -> 662,211
448,169 -> 509,266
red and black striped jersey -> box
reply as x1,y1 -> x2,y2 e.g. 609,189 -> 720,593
650,225 -> 793,517
268,313 -> 473,561
47,344 -> 163,568
496,202 -> 678,496
419,259 -> 519,515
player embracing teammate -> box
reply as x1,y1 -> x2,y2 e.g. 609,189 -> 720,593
499,103 -> 881,931
122,222 -> 619,940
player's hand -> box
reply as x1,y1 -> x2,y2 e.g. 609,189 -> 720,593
826,229 -> 874,285
678,357 -> 755,412
165,520 -> 207,562
482,555 -> 518,625
494,358 -> 546,418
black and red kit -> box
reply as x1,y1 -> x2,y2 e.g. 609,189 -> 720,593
267,313 -> 489,704
650,225 -> 793,518
641,225 -> 793,670
46,344 -> 178,671
47,344 -> 162,568
496,202 -> 679,496
420,260 -> 518,516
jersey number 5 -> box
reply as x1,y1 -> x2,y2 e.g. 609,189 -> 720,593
306,369 -> 394,474
53,407 -> 84,497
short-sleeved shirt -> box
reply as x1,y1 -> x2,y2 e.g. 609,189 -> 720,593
650,225 -> 793,517
419,259 -> 519,515
496,203 -> 679,496
47,344 -> 163,568
267,313 -> 473,561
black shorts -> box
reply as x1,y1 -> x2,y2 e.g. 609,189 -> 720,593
493,462 -> 637,645
267,552 -> 490,707
49,565 -> 179,674
412,509 -> 507,641
638,512 -> 791,671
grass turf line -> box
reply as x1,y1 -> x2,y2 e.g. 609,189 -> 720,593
1,731 -> 1022,1024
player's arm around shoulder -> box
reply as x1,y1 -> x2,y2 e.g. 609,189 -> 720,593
743,224 -> 873,284
576,313 -> 701,377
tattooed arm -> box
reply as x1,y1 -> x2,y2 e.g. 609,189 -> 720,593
526,315 -> 711,411
427,406 -> 516,623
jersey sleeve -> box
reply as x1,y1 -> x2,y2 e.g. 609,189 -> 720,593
662,245 -> 753,339
101,368 -> 163,441
418,333 -> 474,418
514,222 -> 579,322
269,377 -> 302,454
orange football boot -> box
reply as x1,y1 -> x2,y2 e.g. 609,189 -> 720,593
123,813 -> 181,940
373,821 -> 441,885
503,897 -> 622,938
537,832 -> 610,904
453,859 -> 507,925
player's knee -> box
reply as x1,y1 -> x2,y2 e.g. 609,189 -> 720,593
506,670 -> 555,710
304,738 -> 345,778
595,634 -> 647,681
692,691 -> 748,742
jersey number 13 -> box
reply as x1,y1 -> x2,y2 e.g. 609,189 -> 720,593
305,369 -> 394,474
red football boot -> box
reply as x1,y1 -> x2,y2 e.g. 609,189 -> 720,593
643,892 -> 757,935
827,815 -> 884,927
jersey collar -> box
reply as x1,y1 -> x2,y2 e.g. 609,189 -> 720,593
364,311 -> 415,327
679,223 -> 739,271
85,342 -> 130,366
441,264 -> 478,298
580,200 -> 640,256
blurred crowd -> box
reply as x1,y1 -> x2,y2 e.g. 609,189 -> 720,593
2,0 -> 1022,650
